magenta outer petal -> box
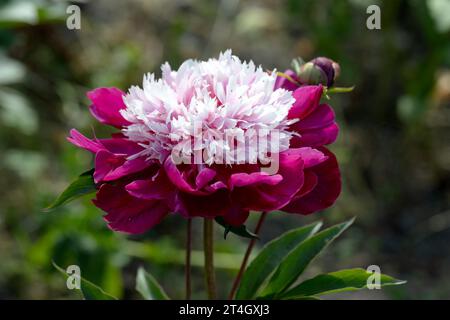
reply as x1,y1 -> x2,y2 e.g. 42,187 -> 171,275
87,87 -> 130,128
229,172 -> 283,188
230,150 -> 305,212
175,189 -> 231,218
98,138 -> 143,156
297,171 -> 318,198
223,206 -> 250,226
283,147 -> 327,169
291,123 -> 339,148
294,104 -> 336,130
289,103 -> 339,147
204,181 -> 227,193
288,85 -> 323,120
126,170 -> 174,200
93,150 -> 124,183
282,147 -> 341,215
67,129 -> 144,156
163,158 -> 208,195
195,168 -> 217,189
93,151 -> 150,183
93,184 -> 169,234
274,69 -> 301,91
67,129 -> 103,153
102,157 -> 150,182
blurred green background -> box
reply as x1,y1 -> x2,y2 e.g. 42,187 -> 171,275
0,0 -> 449,299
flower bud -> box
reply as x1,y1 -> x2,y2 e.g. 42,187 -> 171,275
297,57 -> 340,87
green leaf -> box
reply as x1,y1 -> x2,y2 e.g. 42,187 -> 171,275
259,218 -> 354,298
215,217 -> 258,239
136,266 -> 169,300
44,169 -> 96,211
280,268 -> 406,299
235,221 -> 323,299
52,262 -> 117,300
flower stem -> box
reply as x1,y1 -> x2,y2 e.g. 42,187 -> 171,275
228,211 -> 268,300
185,218 -> 192,300
203,218 -> 216,299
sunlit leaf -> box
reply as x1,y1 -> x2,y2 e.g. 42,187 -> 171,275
236,221 -> 323,299
44,169 -> 96,211
53,261 -> 117,300
280,268 -> 406,299
136,267 -> 169,300
259,218 -> 354,298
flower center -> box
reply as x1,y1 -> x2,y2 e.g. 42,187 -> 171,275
120,50 -> 296,165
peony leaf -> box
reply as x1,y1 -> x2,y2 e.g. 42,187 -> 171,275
136,266 -> 169,300
235,221 -> 323,299
52,261 -> 117,300
44,169 -> 96,211
280,268 -> 406,299
215,217 -> 258,240
259,218 -> 354,298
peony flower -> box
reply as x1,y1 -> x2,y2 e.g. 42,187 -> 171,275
68,50 -> 341,234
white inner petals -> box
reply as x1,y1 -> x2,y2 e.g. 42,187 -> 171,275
120,50 -> 297,165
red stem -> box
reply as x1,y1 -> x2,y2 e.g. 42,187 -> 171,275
204,218 -> 216,299
185,218 -> 192,300
228,212 -> 268,300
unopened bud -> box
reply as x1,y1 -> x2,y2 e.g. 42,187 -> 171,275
297,57 -> 340,87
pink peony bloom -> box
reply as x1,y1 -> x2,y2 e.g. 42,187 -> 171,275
68,51 -> 341,234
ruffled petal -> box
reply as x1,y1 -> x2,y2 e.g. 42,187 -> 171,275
163,158 -> 209,195
93,150 -> 124,183
293,103 -> 335,130
289,103 -> 339,147
102,157 -> 150,182
67,129 -> 104,153
229,172 -> 282,188
274,69 -> 301,91
283,147 -> 328,168
195,168 -> 217,189
98,138 -> 143,156
296,171 -> 318,198
175,189 -> 231,218
93,184 -> 169,234
230,150 -> 305,211
87,87 -> 130,128
282,147 -> 341,215
67,129 -> 144,156
223,206 -> 250,226
290,123 -> 339,147
126,169 -> 174,200
288,85 -> 323,120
